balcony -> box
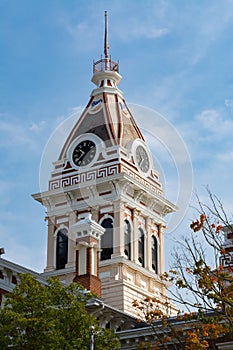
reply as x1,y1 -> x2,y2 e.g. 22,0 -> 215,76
93,57 -> 119,74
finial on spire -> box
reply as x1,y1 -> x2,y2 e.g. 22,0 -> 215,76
93,12 -> 119,75
104,11 -> 109,59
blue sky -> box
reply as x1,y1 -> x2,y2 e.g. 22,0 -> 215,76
0,0 -> 233,272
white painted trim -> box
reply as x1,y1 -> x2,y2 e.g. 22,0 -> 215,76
53,226 -> 69,269
56,217 -> 68,225
100,206 -> 114,214
124,218 -> 133,261
151,234 -> 160,274
138,227 -> 146,267
98,214 -> 114,226
99,215 -> 114,258
67,133 -> 106,170
131,139 -> 153,178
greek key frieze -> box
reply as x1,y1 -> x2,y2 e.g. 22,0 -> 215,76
71,174 -> 81,185
49,165 -> 119,190
86,171 -> 97,181
121,166 -> 161,195
61,178 -> 71,187
50,180 -> 60,191
97,168 -> 108,178
107,165 -> 118,176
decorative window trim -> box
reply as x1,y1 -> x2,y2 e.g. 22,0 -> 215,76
151,235 -> 159,274
99,216 -> 114,261
99,214 -> 114,226
138,228 -> 145,267
124,219 -> 132,260
54,226 -> 69,270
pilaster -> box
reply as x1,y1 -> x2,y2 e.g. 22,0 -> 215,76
146,217 -> 152,270
66,211 -> 77,268
91,206 -> 99,222
132,209 -> 140,263
159,224 -> 165,274
44,216 -> 55,272
112,200 -> 125,257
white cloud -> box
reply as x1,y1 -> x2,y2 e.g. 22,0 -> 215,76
65,20 -> 89,37
0,118 -> 48,149
29,120 -> 46,133
123,22 -> 169,40
217,151 -> 233,162
185,1 -> 233,65
175,105 -> 233,168
111,11 -> 169,42
0,120 -> 32,147
225,99 -> 233,113
195,109 -> 233,137
59,3 -> 169,50
58,13 -> 101,53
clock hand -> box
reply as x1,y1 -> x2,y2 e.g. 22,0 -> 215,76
75,150 -> 85,161
137,152 -> 143,164
139,152 -> 146,166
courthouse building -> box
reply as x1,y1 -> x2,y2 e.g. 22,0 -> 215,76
1,12 -> 232,350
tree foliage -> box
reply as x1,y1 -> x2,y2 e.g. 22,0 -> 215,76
133,189 -> 233,349
0,274 -> 120,350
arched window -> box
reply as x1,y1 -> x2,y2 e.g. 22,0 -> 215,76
138,228 -> 145,267
56,229 -> 68,270
100,218 -> 113,261
151,235 -> 158,273
124,220 -> 131,260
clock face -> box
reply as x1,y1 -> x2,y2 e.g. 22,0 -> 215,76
135,145 -> 150,173
72,140 -> 96,167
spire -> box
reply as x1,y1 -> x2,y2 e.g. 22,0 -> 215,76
92,11 -> 119,75
104,11 -> 109,59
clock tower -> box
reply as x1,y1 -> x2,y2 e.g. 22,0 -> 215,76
33,12 -> 176,316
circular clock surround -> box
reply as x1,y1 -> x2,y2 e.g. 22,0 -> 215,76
67,133 -> 104,169
132,139 -> 153,177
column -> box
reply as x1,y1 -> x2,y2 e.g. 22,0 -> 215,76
45,216 -> 55,272
159,224 -> 165,274
66,211 -> 76,268
145,217 -> 152,270
133,209 -> 140,263
91,206 -> 99,223
86,247 -> 92,275
112,200 -> 125,257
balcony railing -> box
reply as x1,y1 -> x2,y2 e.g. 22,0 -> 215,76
93,57 -> 119,74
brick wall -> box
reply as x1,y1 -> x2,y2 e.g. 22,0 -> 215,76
73,274 -> 102,297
